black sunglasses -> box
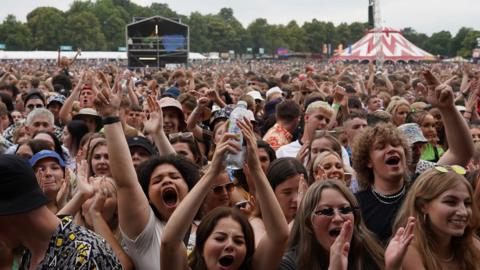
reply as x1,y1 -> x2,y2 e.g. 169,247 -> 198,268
313,206 -> 358,217
212,182 -> 235,194
27,104 -> 44,110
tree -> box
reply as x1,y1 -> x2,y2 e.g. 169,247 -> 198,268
451,27 -> 473,56
247,18 -> 272,53
27,7 -> 66,50
0,15 -> 32,50
302,19 -> 329,52
401,27 -> 429,51
188,12 -> 212,52
217,8 -> 247,54
424,31 -> 452,57
284,20 -> 307,52
458,30 -> 480,57
349,22 -> 369,44
65,11 -> 107,50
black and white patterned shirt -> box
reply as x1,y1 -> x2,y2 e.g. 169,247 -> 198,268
20,216 -> 122,270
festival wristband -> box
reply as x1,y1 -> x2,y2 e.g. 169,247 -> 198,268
332,103 -> 341,110
103,116 -> 120,125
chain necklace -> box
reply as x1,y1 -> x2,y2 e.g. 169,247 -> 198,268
371,185 -> 406,205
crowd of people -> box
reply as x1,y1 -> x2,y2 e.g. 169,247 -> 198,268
0,56 -> 480,270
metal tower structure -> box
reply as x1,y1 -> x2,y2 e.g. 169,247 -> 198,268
372,0 -> 384,69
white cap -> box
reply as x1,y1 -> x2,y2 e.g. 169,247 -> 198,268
266,86 -> 283,99
247,90 -> 264,101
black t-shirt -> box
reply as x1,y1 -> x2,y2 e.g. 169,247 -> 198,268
355,187 -> 405,245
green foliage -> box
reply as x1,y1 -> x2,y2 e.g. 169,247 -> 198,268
0,15 -> 32,50
27,7 -> 66,50
65,11 -> 107,50
0,0 -> 477,57
424,31 -> 452,56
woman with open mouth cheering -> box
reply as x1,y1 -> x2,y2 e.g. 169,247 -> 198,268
161,118 -> 289,270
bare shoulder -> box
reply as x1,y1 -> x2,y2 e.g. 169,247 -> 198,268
473,236 -> 480,251
402,245 -> 425,270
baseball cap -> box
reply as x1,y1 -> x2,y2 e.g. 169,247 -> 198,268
127,136 -> 157,156
162,87 -> 180,99
266,87 -> 283,99
247,90 -> 264,101
29,150 -> 66,168
398,123 -> 428,145
0,155 -> 50,215
47,94 -> 66,107
209,106 -> 233,130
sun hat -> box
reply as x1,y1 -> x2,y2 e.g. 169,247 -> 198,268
158,97 -> 186,130
398,123 -> 428,145
73,108 -> 103,130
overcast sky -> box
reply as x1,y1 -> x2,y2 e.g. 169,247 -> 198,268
1,0 -> 479,36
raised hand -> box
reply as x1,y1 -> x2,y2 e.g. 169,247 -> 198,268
333,85 -> 347,105
76,160 -> 95,199
143,96 -> 163,134
56,170 -> 71,207
328,220 -> 353,270
385,217 -> 415,270
93,74 -> 122,118
297,174 -> 308,205
426,83 -> 455,110
89,186 -> 108,217
210,133 -> 241,174
237,118 -> 260,169
295,143 -> 310,164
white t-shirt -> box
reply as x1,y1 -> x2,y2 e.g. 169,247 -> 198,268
275,139 -> 351,167
122,209 -> 165,270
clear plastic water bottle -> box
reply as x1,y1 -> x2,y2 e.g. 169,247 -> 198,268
225,101 -> 248,170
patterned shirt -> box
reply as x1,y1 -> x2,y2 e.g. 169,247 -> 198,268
263,123 -> 293,151
20,216 -> 122,270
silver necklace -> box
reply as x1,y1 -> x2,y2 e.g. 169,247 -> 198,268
371,185 -> 406,205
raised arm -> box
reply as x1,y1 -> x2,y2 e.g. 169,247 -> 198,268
126,75 -> 139,106
69,48 -> 81,66
59,71 -> 85,124
160,133 -> 240,270
186,97 -> 209,139
143,96 -> 175,156
57,160 -> 94,216
94,82 -> 151,239
423,70 -> 474,166
57,49 -> 61,67
89,190 -> 134,270
238,119 -> 290,270
366,63 -> 375,94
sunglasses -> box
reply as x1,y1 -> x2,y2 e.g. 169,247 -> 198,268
434,165 -> 466,175
313,206 -> 358,217
169,132 -> 194,141
212,182 -> 235,194
27,104 -> 44,110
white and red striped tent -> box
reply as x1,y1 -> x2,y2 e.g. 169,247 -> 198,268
332,27 -> 436,62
